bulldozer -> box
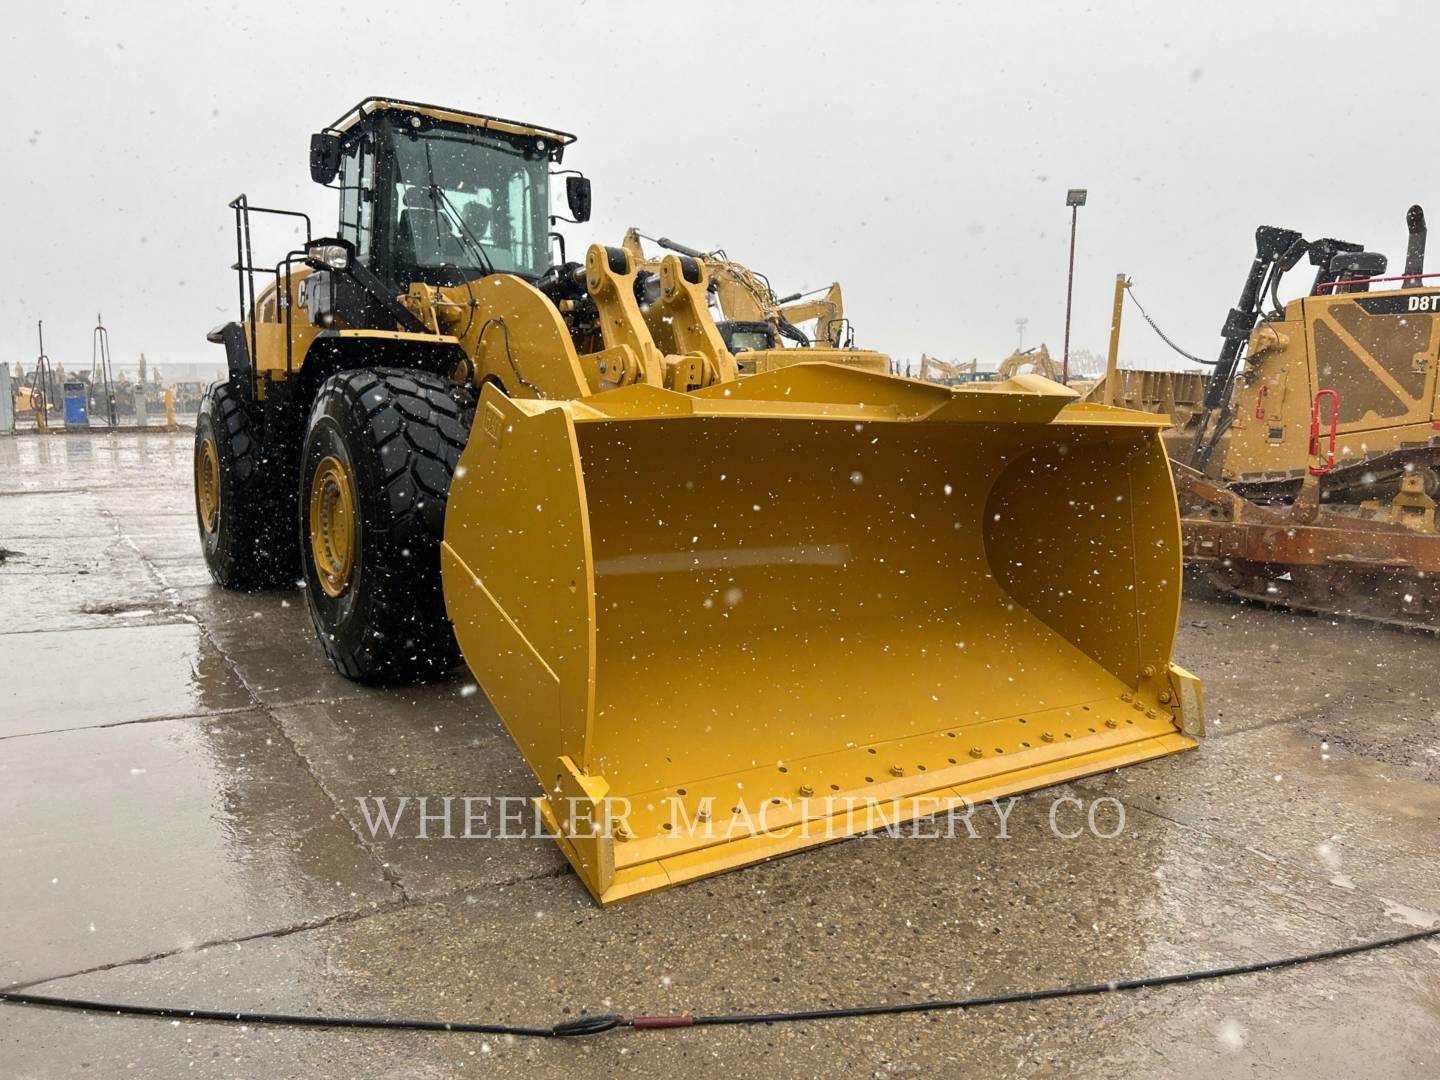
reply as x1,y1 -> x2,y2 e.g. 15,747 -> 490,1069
1163,207 -> 1440,629
195,96 -> 1203,904
619,228 -> 890,375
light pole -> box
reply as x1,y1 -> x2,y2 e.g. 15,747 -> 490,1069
1014,316 -> 1027,352
1062,188 -> 1087,385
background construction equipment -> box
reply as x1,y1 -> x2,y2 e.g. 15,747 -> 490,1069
619,228 -> 889,374
917,355 -> 981,384
1103,208 -> 1440,630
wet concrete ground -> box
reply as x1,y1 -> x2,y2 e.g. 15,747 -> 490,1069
1,430 -> 1437,1078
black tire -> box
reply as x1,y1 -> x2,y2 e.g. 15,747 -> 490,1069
300,367 -> 476,683
194,381 -> 300,589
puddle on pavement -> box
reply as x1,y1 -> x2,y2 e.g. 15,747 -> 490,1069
0,621 -> 253,737
0,712 -> 390,985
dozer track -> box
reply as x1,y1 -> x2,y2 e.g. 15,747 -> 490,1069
1197,562 -> 1440,633
1176,462 -> 1440,633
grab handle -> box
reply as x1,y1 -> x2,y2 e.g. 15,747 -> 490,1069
1308,389 -> 1339,475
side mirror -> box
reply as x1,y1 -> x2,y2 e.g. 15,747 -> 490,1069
565,175 -> 592,223
309,132 -> 343,185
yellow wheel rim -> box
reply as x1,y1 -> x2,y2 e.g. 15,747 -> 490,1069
309,455 -> 358,598
196,435 -> 221,534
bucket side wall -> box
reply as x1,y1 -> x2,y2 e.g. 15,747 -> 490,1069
985,427 -> 1182,693
442,395 -> 598,786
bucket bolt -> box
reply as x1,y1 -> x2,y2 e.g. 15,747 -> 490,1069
969,747 -> 984,759
1141,665 -> 1156,679
797,785 -> 815,797
889,765 -> 905,777
1041,732 -> 1056,743
1158,689 -> 1173,704
1105,718 -> 1119,729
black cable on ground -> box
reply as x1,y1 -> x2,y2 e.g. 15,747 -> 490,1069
673,923 -> 1440,1030
0,992 -> 624,1038
3,924 -> 1436,1037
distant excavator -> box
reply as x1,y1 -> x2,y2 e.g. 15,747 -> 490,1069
998,344 -> 1063,381
619,228 -> 887,373
917,355 -> 979,384
919,346 -> 1097,389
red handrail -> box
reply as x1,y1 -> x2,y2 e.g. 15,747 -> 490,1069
1314,271 -> 1440,294
1308,389 -> 1340,475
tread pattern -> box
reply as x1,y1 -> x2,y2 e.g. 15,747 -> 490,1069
198,380 -> 299,589
305,368 -> 475,682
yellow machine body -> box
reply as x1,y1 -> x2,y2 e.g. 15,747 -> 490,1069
734,344 -> 890,376
1216,286 -> 1440,480
1098,212 -> 1440,631
212,97 -> 1203,904
441,365 -> 1201,904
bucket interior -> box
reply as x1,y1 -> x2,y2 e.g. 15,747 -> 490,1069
575,415 -> 1177,799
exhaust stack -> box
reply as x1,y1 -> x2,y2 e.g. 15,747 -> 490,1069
1404,204 -> 1427,288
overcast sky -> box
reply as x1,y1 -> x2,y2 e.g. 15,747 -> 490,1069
1,1 -> 1432,377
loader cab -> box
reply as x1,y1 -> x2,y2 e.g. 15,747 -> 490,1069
315,100 -> 578,290
716,319 -> 777,354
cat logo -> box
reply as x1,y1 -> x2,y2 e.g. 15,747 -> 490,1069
482,400 -> 506,447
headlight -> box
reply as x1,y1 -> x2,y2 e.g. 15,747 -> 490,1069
306,243 -> 350,271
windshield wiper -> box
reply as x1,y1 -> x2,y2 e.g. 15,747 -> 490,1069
420,139 -> 495,275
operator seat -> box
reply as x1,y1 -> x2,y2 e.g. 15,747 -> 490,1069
397,186 -> 464,266
462,198 -> 512,256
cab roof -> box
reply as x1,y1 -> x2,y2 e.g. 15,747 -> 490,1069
324,97 -> 576,147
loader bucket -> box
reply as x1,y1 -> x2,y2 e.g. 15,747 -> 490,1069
441,365 -> 1202,904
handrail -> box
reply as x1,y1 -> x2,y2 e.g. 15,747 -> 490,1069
228,195 -> 313,395
1313,271 -> 1440,295
1308,389 -> 1340,475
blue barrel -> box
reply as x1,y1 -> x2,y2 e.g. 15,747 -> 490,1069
63,382 -> 88,425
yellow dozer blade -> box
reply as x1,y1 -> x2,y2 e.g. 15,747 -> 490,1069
441,365 -> 1202,904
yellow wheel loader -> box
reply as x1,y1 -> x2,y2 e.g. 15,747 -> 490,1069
1169,207 -> 1440,629
195,97 -> 1202,904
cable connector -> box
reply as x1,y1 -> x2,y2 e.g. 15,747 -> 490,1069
632,1014 -> 695,1030
550,1013 -> 627,1036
